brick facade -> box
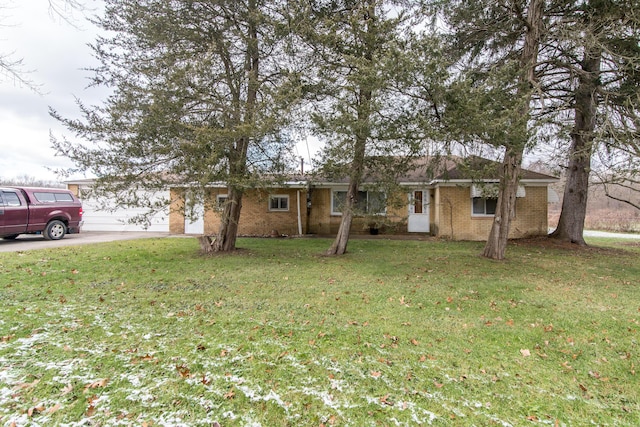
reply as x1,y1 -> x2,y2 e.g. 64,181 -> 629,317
169,183 -> 549,240
434,185 -> 548,240
172,187 -> 309,236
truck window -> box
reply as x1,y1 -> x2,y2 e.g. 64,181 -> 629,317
55,193 -> 74,202
2,191 -> 22,207
33,192 -> 74,203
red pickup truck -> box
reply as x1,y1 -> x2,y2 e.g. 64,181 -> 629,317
0,187 -> 83,240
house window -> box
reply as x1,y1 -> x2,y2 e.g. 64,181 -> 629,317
216,195 -> 228,211
470,184 -> 524,216
269,195 -> 289,211
331,190 -> 386,215
472,197 -> 497,216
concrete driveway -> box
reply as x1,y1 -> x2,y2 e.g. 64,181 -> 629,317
0,231 -> 170,253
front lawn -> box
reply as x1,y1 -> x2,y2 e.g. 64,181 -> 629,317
1,237 -> 638,426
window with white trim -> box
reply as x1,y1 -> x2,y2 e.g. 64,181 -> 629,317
269,195 -> 289,211
216,194 -> 228,211
470,184 -> 524,216
472,197 -> 497,215
331,190 -> 386,215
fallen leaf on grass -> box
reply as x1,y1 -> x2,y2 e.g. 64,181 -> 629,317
520,349 -> 531,357
86,404 -> 96,417
370,371 -> 382,378
131,354 -> 158,364
224,388 -> 236,400
84,378 -> 109,390
48,403 -> 61,414
86,395 -> 98,416
14,379 -> 40,390
176,365 -> 191,378
380,394 -> 394,406
60,384 -> 74,396
27,405 -> 45,417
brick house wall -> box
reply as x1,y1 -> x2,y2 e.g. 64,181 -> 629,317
172,187 -> 308,236
169,188 -> 186,234
434,185 -> 548,240
307,187 -> 410,235
170,183 -> 549,240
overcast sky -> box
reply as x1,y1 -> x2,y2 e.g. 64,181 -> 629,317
0,1 -> 105,182
0,1 -> 320,184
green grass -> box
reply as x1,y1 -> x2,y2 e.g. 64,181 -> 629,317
1,236 -> 639,426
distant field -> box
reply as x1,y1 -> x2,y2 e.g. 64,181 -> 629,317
1,237 -> 639,426
549,209 -> 640,234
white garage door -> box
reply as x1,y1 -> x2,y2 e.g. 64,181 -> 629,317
79,188 -> 170,232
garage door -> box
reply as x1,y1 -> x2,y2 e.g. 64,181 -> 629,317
79,188 -> 170,232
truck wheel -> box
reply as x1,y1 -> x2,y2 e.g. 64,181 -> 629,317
44,220 -> 67,240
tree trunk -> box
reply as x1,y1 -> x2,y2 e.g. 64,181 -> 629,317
550,49 -> 601,245
211,0 -> 258,252
212,187 -> 243,252
483,0 -> 543,260
482,151 -> 523,259
325,1 -> 374,256
326,179 -> 359,255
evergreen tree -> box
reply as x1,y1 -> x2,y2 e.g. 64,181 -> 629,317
51,0 -> 301,251
443,0 -> 545,260
296,0 -> 438,255
443,0 -> 639,253
548,0 -> 640,244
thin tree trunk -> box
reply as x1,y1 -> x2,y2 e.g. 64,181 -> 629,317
212,187 -> 243,252
212,0 -> 258,252
483,150 -> 523,259
326,1 -> 374,256
326,98 -> 369,255
550,49 -> 601,245
326,179 -> 360,255
483,0 -> 544,260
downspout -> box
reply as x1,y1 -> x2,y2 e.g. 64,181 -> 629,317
297,190 -> 303,235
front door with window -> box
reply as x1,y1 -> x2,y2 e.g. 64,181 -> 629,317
408,190 -> 430,233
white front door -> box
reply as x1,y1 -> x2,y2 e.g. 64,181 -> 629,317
184,192 -> 205,234
408,190 -> 430,233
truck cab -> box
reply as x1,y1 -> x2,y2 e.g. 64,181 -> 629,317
0,187 -> 83,240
